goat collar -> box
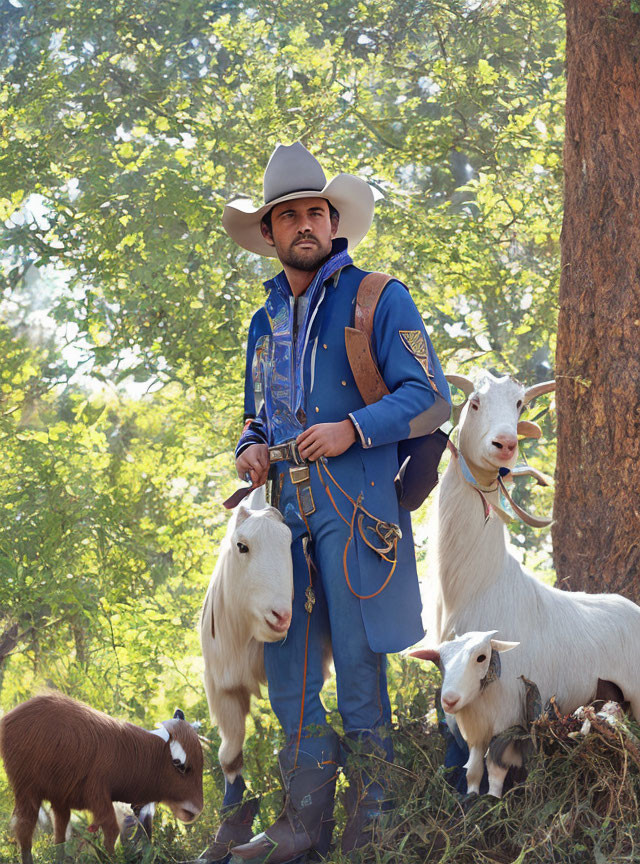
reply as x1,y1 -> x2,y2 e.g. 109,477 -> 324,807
447,437 -> 499,490
447,440 -> 552,529
480,649 -> 501,691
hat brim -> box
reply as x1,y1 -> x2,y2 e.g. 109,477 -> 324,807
222,174 -> 375,258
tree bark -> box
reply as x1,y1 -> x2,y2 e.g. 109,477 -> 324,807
554,0 -> 640,597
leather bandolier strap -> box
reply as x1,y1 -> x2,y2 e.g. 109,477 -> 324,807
344,272 -> 393,406
344,271 -> 450,512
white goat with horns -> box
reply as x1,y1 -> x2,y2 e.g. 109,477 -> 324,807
425,371 -> 640,798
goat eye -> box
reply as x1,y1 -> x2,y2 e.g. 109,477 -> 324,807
471,400 -> 479,411
237,542 -> 249,554
516,399 -> 523,410
173,759 -> 187,774
476,654 -> 486,663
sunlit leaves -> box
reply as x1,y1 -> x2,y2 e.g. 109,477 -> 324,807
0,0 -> 564,722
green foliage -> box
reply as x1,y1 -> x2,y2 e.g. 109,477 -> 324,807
0,0 -> 564,857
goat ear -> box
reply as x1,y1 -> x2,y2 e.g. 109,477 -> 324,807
247,485 -> 267,510
517,420 -> 542,439
150,724 -> 170,743
490,639 -> 519,653
235,505 -> 251,526
173,708 -> 185,721
445,373 -> 475,397
409,648 -> 441,666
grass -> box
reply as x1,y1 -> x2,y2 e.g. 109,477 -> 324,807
2,669 -> 640,863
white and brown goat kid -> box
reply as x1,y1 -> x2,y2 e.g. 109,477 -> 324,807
411,631 -> 519,797
0,692 -> 203,864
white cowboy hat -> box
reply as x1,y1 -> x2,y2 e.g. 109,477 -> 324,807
222,142 -> 376,258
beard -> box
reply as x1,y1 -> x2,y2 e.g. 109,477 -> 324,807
277,235 -> 332,272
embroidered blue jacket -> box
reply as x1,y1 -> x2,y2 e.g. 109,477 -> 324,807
236,241 -> 450,653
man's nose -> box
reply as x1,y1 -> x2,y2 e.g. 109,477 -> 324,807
296,217 -> 313,234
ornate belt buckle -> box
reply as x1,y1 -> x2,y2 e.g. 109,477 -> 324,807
269,445 -> 286,463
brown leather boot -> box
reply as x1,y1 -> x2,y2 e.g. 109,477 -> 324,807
340,737 -> 392,855
230,738 -> 339,864
340,781 -> 387,854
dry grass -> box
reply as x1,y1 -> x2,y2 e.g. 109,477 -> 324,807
357,702 -> 640,864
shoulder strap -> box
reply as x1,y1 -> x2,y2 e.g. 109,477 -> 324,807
345,272 -> 394,406
354,272 -> 394,341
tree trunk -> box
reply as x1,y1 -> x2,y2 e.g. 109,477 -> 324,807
554,0 -> 640,597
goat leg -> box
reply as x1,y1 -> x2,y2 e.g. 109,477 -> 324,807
12,798 -> 38,864
463,746 -> 484,795
91,800 -> 119,857
52,806 -> 70,862
215,688 -> 250,782
485,757 -> 509,798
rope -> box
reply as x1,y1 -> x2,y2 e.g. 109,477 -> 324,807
294,492 -> 314,768
315,460 -> 398,601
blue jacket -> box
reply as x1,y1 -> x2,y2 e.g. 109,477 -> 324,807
236,243 -> 450,653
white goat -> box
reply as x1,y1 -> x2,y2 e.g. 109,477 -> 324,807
200,489 -> 294,780
426,371 -> 640,797
410,631 -> 520,797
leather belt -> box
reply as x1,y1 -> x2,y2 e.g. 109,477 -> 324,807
268,440 -> 306,466
269,440 -> 315,516
224,440 -> 316,515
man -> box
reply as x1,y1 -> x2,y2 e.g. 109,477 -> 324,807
222,143 -> 450,863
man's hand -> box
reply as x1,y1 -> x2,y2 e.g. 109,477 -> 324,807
297,420 -> 356,461
236,443 -> 269,487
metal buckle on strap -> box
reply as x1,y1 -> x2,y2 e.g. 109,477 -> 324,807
268,444 -> 289,463
269,440 -> 306,466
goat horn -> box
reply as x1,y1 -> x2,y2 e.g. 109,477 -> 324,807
498,476 -> 553,528
508,466 -> 553,487
523,380 -> 555,405
517,420 -> 542,439
409,648 -> 441,665
445,373 -> 475,397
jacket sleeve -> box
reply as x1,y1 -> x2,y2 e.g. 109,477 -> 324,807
348,279 -> 451,449
235,308 -> 271,458
235,405 -> 268,459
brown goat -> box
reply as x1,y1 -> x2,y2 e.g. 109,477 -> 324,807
0,691 -> 204,864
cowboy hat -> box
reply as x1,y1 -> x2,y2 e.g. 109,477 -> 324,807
222,142 -> 376,257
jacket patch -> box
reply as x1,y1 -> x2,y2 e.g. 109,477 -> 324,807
399,330 -> 434,382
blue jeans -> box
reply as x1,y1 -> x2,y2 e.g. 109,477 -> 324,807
264,466 -> 392,753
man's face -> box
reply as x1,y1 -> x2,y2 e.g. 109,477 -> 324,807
261,197 -> 338,271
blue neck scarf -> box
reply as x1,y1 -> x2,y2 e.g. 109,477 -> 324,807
257,239 -> 353,444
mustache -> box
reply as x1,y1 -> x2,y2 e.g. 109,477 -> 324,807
292,235 -> 319,246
